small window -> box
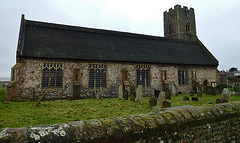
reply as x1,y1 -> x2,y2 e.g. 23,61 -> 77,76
122,69 -> 128,81
74,69 -> 80,81
169,24 -> 173,35
136,65 -> 150,87
178,69 -> 188,85
89,64 -> 107,88
186,22 -> 191,33
162,70 -> 167,80
42,63 -> 63,88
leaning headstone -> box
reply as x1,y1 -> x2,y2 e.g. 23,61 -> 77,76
216,98 -> 228,104
197,92 -> 202,97
149,96 -> 157,106
158,91 -> 165,105
222,88 -> 230,102
192,97 -> 198,101
183,96 -> 189,101
135,85 -> 143,104
154,90 -> 160,98
162,101 -> 171,108
118,85 -> 123,100
165,88 -> 171,99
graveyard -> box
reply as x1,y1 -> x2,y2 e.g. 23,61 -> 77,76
1,87 -> 240,131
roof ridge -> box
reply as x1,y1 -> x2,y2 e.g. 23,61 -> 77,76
25,19 -> 197,44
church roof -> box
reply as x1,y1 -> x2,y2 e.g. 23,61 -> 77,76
17,15 -> 218,66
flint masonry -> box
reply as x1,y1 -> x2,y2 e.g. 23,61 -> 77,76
6,5 -> 218,101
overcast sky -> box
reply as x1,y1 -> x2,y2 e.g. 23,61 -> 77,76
1,0 -> 240,78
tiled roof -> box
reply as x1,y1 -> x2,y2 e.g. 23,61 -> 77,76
17,15 -> 218,66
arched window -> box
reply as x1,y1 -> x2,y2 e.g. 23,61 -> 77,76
178,69 -> 188,85
136,65 -> 150,87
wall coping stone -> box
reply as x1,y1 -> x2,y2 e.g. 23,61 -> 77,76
1,101 -> 240,142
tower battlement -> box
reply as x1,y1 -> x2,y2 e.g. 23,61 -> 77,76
164,5 -> 197,40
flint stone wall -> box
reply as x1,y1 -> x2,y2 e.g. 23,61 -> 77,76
7,59 -> 217,101
1,102 -> 240,142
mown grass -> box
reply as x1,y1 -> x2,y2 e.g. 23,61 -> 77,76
0,88 -> 5,102
0,88 -> 240,130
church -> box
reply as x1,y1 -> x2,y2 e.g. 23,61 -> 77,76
6,5 -> 218,101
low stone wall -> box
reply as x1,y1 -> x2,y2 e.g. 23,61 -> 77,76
1,102 -> 240,142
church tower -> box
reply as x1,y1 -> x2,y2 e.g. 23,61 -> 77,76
164,5 -> 197,40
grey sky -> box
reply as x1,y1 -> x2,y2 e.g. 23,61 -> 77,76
0,0 -> 240,78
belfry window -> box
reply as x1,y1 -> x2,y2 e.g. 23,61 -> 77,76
89,64 -> 107,88
168,24 -> 173,35
178,69 -> 188,85
42,63 -> 63,88
186,22 -> 191,33
136,65 -> 150,87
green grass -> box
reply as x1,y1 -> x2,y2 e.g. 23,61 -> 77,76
0,89 -> 240,130
0,88 -> 5,102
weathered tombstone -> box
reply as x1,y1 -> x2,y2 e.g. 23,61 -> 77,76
162,101 -> 171,108
189,92 -> 194,96
135,85 -> 143,104
192,97 -> 198,101
154,90 -> 160,98
165,88 -> 171,99
129,85 -> 136,101
210,87 -> 216,95
197,92 -> 202,97
171,83 -> 178,96
118,85 -> 123,100
216,98 -> 228,104
33,92 -> 47,107
222,88 -> 230,102
158,91 -> 165,105
123,87 -> 128,100
149,96 -> 157,106
183,96 -> 189,101
206,86 -> 211,95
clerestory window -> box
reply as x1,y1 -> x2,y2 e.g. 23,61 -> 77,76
42,63 -> 63,88
89,64 -> 107,88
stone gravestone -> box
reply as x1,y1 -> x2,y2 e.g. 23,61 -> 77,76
149,96 -> 157,106
123,87 -> 128,100
135,85 -> 143,104
192,97 -> 198,101
129,85 -> 136,101
154,90 -> 160,98
118,85 -> 123,100
162,101 -> 171,108
206,86 -> 212,95
183,96 -> 189,100
197,92 -> 202,97
165,88 -> 171,99
170,83 -> 178,96
158,91 -> 165,105
222,88 -> 230,102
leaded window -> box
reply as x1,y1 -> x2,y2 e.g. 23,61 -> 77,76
178,69 -> 188,85
136,65 -> 150,87
89,64 -> 107,88
42,63 -> 63,87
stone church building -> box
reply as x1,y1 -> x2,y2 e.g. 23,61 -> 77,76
6,5 -> 218,101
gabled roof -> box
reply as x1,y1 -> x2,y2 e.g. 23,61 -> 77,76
17,15 -> 218,66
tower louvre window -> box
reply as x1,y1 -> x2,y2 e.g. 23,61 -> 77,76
186,22 -> 191,33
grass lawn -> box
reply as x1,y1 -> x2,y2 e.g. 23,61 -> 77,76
0,88 -> 240,130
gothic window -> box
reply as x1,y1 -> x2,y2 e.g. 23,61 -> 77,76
42,63 -> 63,88
178,69 -> 188,85
73,69 -> 80,82
186,22 -> 191,33
122,68 -> 128,81
89,64 -> 107,88
136,65 -> 150,87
